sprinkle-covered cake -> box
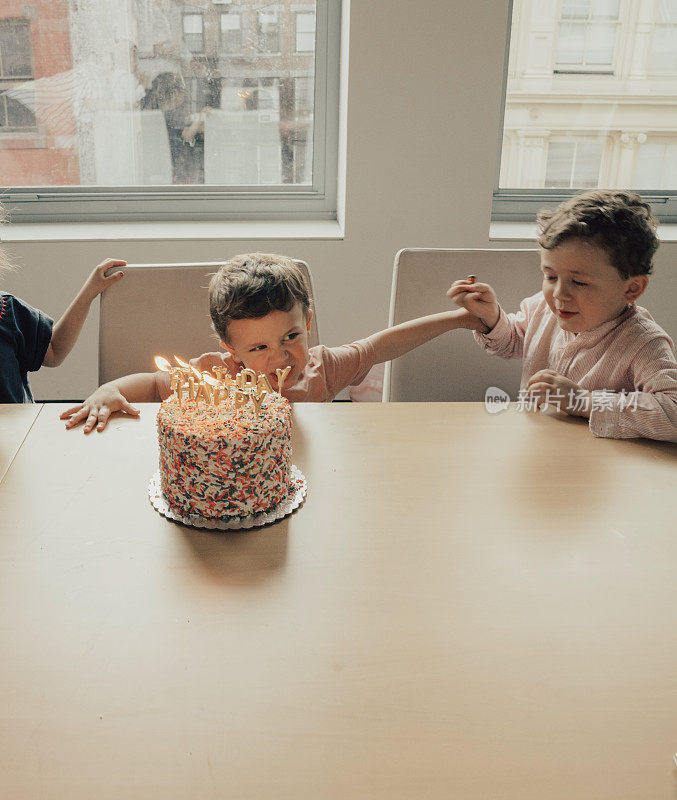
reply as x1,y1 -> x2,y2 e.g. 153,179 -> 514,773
157,389 -> 293,519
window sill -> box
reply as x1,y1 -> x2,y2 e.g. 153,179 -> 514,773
490,221 -> 677,243
1,218 -> 344,243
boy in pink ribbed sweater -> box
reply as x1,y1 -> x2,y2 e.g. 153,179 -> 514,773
448,191 -> 677,442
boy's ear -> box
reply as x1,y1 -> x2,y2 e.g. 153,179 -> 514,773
625,275 -> 649,303
220,341 -> 237,357
305,309 -> 314,332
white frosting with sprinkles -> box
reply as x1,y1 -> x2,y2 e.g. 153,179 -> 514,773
157,392 -> 292,519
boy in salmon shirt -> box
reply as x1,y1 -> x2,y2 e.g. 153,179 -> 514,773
63,252 -> 487,432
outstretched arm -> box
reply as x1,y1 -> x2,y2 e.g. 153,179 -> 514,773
43,259 -> 126,367
369,307 -> 489,364
60,372 -> 163,433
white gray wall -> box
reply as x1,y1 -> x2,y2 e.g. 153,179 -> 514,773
3,0 -> 675,401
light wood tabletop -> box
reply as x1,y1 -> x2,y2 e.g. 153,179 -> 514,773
0,402 -> 676,800
0,402 -> 42,484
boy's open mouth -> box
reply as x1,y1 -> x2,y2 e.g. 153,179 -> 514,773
557,310 -> 577,319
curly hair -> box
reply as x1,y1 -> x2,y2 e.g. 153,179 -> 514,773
537,190 -> 659,279
209,253 -> 312,343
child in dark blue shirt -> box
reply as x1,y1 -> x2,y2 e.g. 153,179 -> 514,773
1,255 -> 126,403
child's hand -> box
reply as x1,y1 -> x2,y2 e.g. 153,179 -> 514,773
83,258 -> 126,301
526,370 -> 592,417
60,383 -> 140,433
447,277 -> 500,331
189,351 -> 240,376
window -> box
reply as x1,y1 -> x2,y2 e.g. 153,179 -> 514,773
295,76 -> 314,114
494,0 -> 677,222
0,19 -> 36,129
183,14 -> 205,54
649,0 -> 677,73
2,0 -> 340,222
258,10 -> 280,53
220,12 -> 242,53
296,13 -> 315,52
634,141 -> 677,189
555,0 -> 619,71
545,141 -> 603,188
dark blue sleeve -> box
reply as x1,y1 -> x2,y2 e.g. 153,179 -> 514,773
9,295 -> 54,373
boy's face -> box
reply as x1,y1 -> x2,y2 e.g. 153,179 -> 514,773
222,302 -> 312,390
540,238 -> 648,334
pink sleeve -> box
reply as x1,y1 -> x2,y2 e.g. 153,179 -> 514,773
322,338 -> 377,400
472,293 -> 542,360
589,337 -> 677,442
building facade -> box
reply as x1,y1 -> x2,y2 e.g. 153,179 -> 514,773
500,0 -> 677,191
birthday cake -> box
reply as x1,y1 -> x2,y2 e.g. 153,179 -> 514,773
156,365 -> 294,520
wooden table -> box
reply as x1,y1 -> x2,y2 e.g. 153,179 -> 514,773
1,403 -> 676,799
0,402 -> 42,484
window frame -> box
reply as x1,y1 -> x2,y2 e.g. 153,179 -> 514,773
492,0 -> 677,224
4,0 -> 340,224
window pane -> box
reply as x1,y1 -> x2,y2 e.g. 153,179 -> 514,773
658,0 -> 677,21
586,22 -> 616,64
649,25 -> 677,72
498,0 -> 677,194
220,13 -> 241,53
2,95 -> 37,128
258,10 -> 280,52
634,143 -> 665,187
545,143 -> 576,188
562,0 -> 590,20
296,13 -> 315,52
635,142 -> 677,188
1,1 -> 317,189
591,0 -> 619,20
557,23 -> 586,63
573,142 -> 603,185
0,21 -> 32,78
183,15 -> 204,53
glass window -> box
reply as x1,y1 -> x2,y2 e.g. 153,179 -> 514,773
545,141 -> 603,188
649,0 -> 677,73
634,141 -> 677,189
0,19 -> 33,78
183,14 -> 204,54
0,19 -> 36,129
2,0 -> 338,222
556,0 -> 619,69
296,13 -> 315,52
220,12 -> 241,53
494,0 -> 677,222
295,76 -> 314,114
258,10 -> 280,53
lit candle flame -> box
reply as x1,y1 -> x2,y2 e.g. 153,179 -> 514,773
154,355 -> 172,372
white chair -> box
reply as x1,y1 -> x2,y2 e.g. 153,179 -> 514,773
99,261 -> 318,384
383,248 -> 540,402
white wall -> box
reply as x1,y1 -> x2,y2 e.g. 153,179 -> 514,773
3,0 -> 676,401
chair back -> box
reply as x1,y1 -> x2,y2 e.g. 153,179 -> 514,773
384,248 -> 540,401
99,260 -> 318,384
